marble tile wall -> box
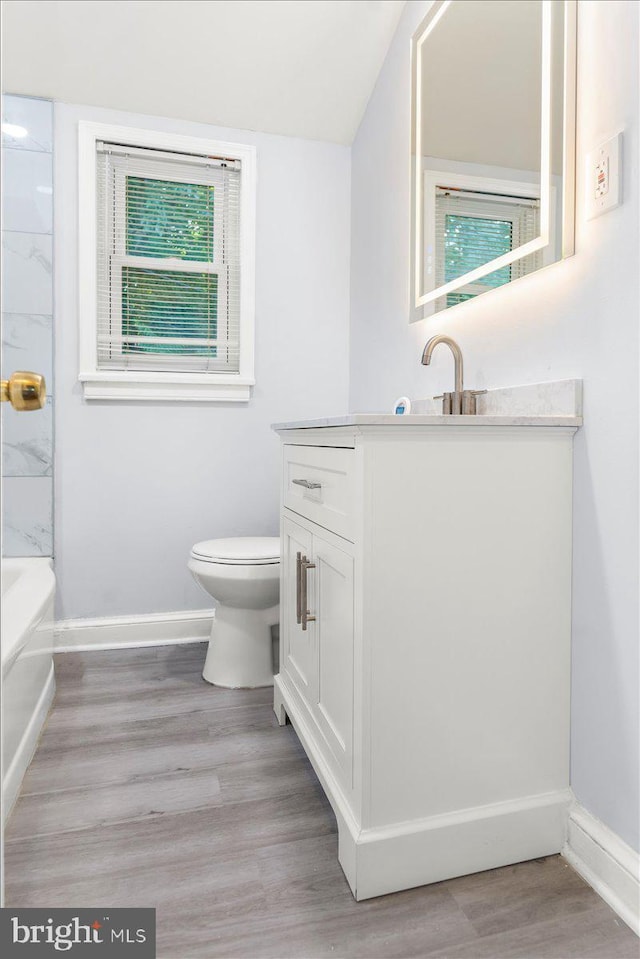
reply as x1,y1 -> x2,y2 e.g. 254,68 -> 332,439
2,95 -> 54,556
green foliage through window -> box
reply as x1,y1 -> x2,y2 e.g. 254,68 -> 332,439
122,267 -> 218,355
444,214 -> 512,287
123,176 -> 218,355
445,291 -> 476,307
444,214 -> 513,309
126,177 -> 215,261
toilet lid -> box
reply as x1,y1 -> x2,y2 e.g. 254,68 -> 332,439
190,536 -> 280,565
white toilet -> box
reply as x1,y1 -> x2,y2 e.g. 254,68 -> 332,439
188,537 -> 280,688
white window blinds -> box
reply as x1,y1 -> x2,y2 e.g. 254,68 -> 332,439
96,142 -> 241,373
434,188 -> 541,308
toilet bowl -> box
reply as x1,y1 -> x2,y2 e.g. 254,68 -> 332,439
188,537 -> 280,688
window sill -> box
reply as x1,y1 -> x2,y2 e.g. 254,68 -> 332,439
79,371 -> 254,402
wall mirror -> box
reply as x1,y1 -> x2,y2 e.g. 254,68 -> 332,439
410,0 -> 576,320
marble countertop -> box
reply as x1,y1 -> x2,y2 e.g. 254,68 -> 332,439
272,413 -> 582,431
273,380 -> 583,431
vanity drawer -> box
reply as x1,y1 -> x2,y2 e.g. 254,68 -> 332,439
283,444 -> 356,541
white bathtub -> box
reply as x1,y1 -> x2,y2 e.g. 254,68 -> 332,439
1,558 -> 56,821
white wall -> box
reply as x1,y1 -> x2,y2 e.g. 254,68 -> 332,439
350,0 -> 639,853
55,103 -> 350,620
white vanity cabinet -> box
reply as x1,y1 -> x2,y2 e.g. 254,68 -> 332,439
273,417 -> 577,901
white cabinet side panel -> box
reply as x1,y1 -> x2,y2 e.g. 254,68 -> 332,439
364,431 -> 572,828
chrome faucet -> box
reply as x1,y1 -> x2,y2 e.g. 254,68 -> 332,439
421,335 -> 483,414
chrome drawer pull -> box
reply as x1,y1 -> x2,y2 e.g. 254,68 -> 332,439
292,478 -> 322,490
300,555 -> 316,631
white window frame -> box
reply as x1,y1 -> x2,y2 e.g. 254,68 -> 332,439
422,169 -> 557,317
78,122 -> 256,402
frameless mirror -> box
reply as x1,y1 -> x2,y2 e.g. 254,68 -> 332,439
410,0 -> 576,320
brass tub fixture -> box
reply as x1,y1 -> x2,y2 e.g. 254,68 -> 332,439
1,371 -> 46,411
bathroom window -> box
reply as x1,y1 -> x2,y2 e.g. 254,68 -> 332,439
78,123 -> 256,401
434,188 -> 541,309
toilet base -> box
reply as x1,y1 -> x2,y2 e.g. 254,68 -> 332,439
203,604 -> 278,688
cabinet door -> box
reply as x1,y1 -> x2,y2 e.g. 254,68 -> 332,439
309,531 -> 355,787
281,515 -> 316,707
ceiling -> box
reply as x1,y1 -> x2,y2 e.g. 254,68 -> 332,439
421,0 -> 542,172
1,0 -> 406,145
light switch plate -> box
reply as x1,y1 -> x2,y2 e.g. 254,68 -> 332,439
586,133 -> 622,220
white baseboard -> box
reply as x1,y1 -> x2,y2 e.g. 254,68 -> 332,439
54,608 -> 214,652
563,803 -> 640,936
353,789 -> 572,901
274,674 -> 572,902
2,662 -> 56,824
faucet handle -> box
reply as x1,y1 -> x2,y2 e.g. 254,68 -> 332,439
433,389 -> 487,415
461,389 -> 489,414
433,391 -> 456,413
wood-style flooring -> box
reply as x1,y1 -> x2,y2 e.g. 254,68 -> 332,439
5,644 -> 638,959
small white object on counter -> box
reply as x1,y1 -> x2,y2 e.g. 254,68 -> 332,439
393,396 -> 411,414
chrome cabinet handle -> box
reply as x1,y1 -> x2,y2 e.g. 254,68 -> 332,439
292,478 -> 322,490
300,555 -> 316,631
295,551 -> 303,625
